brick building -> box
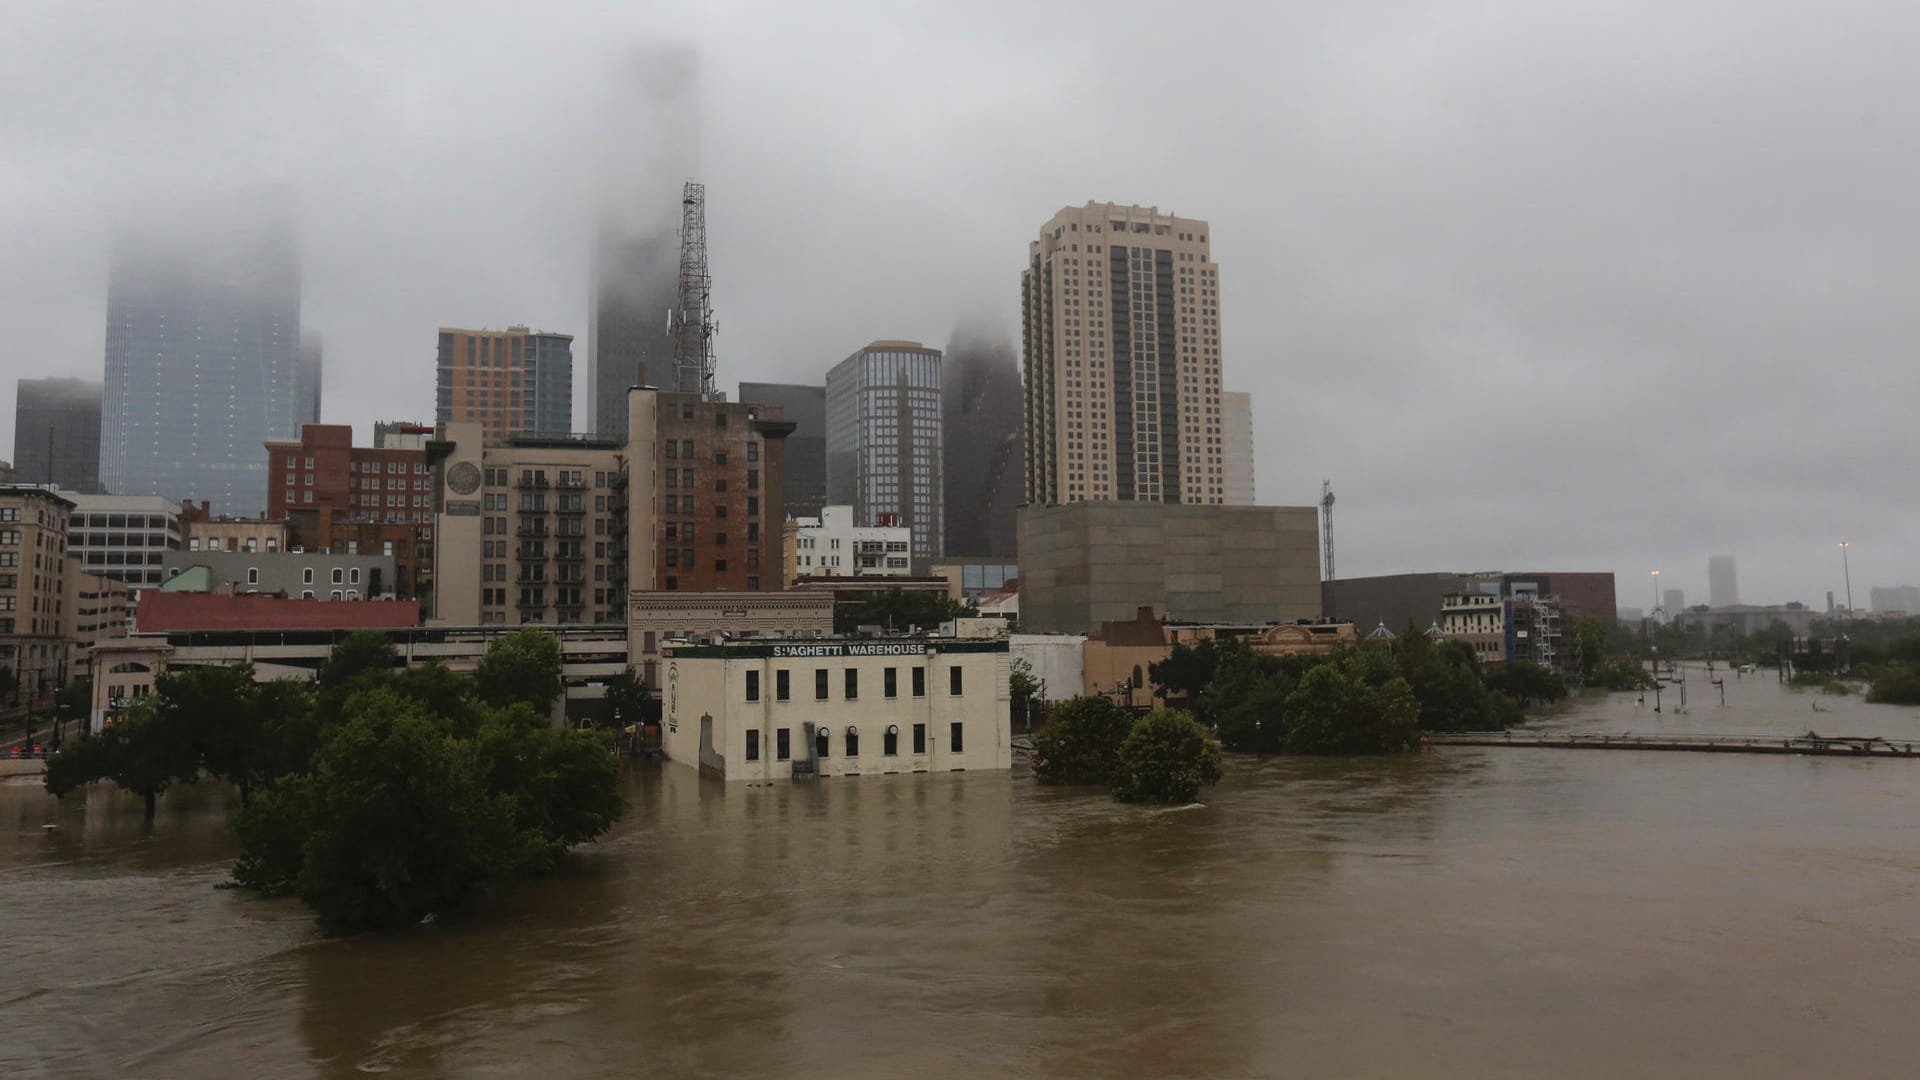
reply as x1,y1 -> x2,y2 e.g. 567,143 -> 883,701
627,387 -> 795,593
264,424 -> 433,601
434,326 -> 574,445
0,485 -> 74,723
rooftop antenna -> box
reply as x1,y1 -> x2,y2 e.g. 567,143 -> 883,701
669,180 -> 718,400
1321,480 -> 1336,619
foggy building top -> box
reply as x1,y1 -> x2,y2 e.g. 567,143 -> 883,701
940,325 -> 1021,557
100,208 -> 302,517
14,377 -> 103,492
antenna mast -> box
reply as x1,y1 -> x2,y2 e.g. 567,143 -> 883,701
670,180 -> 717,400
1320,480 -> 1336,619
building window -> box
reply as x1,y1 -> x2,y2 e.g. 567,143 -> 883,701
776,669 -> 790,701
949,666 -> 964,696
844,668 -> 858,700
815,726 -> 829,758
746,730 -> 760,762
912,666 -> 925,697
844,726 -> 859,757
776,728 -> 790,761
884,724 -> 899,756
331,568 -> 344,585
815,668 -> 829,700
349,567 -> 360,585
746,670 -> 760,702
912,723 -> 927,755
330,590 -> 343,601
246,567 -> 259,585
883,667 -> 897,698
302,568 -> 314,585
950,722 -> 964,754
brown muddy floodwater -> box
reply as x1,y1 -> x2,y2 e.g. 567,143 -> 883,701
5,666 -> 1920,1078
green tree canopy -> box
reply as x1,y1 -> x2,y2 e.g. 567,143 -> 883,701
474,628 -> 565,714
1282,656 -> 1422,755
44,705 -> 198,821
1111,708 -> 1224,804
1031,695 -> 1135,787
832,587 -> 969,635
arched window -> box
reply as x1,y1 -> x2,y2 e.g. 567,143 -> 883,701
883,724 -> 899,756
107,661 -> 151,674
844,725 -> 859,757
1132,665 -> 1144,689
815,726 -> 830,758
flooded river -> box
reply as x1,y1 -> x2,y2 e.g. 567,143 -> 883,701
6,671 -> 1920,1078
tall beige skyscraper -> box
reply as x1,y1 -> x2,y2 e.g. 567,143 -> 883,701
1221,390 -> 1255,504
1022,202 -> 1227,506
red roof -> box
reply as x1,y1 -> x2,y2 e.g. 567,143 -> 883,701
136,592 -> 420,632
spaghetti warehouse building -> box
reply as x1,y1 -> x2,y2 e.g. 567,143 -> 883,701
660,637 -> 1011,782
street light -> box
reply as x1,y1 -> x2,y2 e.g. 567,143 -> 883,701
1650,570 -> 1661,618
1838,542 -> 1853,615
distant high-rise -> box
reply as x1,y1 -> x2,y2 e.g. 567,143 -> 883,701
100,204 -> 302,516
435,326 -> 573,444
1221,390 -> 1255,505
1708,555 -> 1739,608
1022,201 -> 1228,506
14,377 -> 102,491
1663,588 -> 1685,614
739,382 -> 825,519
1870,585 -> 1920,614
941,324 -> 1022,557
297,331 -> 324,425
826,341 -> 943,559
587,47 -> 698,437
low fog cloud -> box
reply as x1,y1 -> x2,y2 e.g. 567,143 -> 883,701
2,0 -> 1915,605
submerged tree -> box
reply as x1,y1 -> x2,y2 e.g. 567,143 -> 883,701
1111,708 -> 1224,804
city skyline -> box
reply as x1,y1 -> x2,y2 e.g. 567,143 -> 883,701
4,3 -> 1917,603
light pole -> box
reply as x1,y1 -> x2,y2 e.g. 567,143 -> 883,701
1838,541 -> 1853,615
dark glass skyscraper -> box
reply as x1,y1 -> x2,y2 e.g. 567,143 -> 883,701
739,381 -> 826,519
940,324 -> 1022,557
298,331 -> 324,425
825,341 -> 944,559
100,210 -> 302,516
13,377 -> 103,492
589,233 -> 679,437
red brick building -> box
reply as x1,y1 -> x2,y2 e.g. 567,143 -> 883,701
628,389 -> 795,593
264,424 -> 433,600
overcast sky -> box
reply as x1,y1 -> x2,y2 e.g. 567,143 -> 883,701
3,0 -> 1916,608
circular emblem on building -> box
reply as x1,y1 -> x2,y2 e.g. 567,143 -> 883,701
447,461 -> 482,495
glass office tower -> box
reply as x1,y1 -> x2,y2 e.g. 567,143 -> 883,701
824,341 -> 943,560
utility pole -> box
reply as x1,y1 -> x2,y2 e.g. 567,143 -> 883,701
1838,541 -> 1853,615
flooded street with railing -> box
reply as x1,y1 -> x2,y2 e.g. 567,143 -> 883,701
6,670 -> 1920,1078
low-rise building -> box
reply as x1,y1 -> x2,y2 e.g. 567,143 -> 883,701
62,565 -> 127,670
1330,571 -> 1616,637
658,636 -> 1012,782
1081,606 -> 1359,704
158,550 -> 398,601
924,558 -> 1019,606
60,490 -> 183,602
181,502 -> 289,555
787,505 -> 912,581
1439,591 -> 1567,671
628,590 -> 834,687
134,591 -> 422,634
266,423 -> 433,601
1018,501 -> 1320,635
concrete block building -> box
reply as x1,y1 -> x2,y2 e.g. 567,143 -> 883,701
159,550 -> 399,601
1018,502 -> 1320,635
658,637 -> 1012,782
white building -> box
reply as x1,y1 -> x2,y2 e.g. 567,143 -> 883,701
1010,633 -> 1087,702
789,505 -> 913,579
659,637 -> 1012,782
1221,390 -> 1255,505
59,490 -> 184,627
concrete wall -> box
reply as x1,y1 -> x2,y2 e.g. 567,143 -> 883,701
1324,572 -> 1466,637
1009,633 -> 1086,702
1018,502 -> 1319,634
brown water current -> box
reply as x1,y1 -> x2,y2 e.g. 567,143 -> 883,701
5,666 -> 1920,1078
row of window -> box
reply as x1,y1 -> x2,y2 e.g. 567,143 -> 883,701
745,722 -> 962,762
743,665 -> 963,703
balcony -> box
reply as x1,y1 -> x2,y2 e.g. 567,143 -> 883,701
515,546 -> 548,561
515,523 -> 549,538
515,574 -> 549,585
515,476 -> 550,490
556,477 -> 587,490
554,501 -> 586,516
610,472 -> 628,491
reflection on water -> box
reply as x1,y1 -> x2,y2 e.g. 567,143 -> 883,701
3,674 -> 1920,1078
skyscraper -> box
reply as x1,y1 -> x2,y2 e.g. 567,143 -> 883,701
826,341 -> 943,559
1708,555 -> 1739,608
14,377 -> 102,491
434,326 -> 574,444
1663,588 -> 1686,614
1221,390 -> 1255,505
100,205 -> 302,516
739,382 -> 826,519
941,323 -> 1022,557
1022,201 -> 1227,506
587,47 -> 698,438
297,331 -> 324,425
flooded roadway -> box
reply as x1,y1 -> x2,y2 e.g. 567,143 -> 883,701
5,671 -> 1920,1078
